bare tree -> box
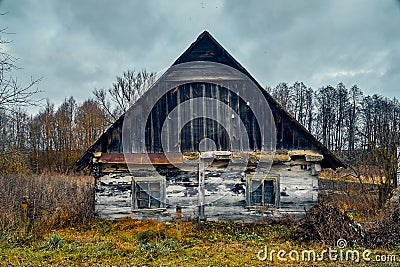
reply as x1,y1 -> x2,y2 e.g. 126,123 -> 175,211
271,82 -> 292,111
27,100 -> 56,173
0,26 -> 41,110
0,107 -> 31,174
346,85 -> 363,156
93,70 -> 155,122
53,97 -> 76,172
270,82 -> 314,133
315,85 -> 336,150
0,19 -> 41,174
357,95 -> 400,207
333,83 -> 348,152
290,82 -> 313,132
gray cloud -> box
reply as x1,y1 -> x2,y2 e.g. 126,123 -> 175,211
1,0 -> 399,113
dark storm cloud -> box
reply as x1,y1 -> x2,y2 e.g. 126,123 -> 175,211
222,0 -> 400,97
1,0 -> 399,113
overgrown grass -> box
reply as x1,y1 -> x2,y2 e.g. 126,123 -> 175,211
0,174 -> 94,235
319,175 -> 380,221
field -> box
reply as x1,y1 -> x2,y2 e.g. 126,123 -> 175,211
0,174 -> 399,266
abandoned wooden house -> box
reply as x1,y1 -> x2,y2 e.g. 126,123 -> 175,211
76,31 -> 345,222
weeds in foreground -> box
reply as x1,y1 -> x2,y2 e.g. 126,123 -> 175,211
135,237 -> 180,261
0,174 -> 94,236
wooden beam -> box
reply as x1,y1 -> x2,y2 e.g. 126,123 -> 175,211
98,153 -> 185,165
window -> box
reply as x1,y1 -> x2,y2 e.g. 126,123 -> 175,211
132,177 -> 166,211
246,174 -> 279,208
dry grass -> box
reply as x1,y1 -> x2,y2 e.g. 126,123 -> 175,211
0,174 -> 94,235
319,178 -> 379,220
319,166 -> 382,220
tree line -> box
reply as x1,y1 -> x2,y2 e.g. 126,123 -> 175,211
268,82 -> 400,206
2,78 -> 398,172
267,82 -> 400,162
0,21 -> 156,174
0,98 -> 106,173
0,69 -> 156,174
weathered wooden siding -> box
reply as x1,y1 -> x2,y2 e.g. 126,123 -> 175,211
95,160 -> 318,221
94,82 -> 321,153
105,79 -> 270,155
144,82 -> 261,153
90,81 -> 321,154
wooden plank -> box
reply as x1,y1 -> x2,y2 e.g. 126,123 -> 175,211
99,153 -> 184,165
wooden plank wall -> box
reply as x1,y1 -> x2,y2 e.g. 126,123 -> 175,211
141,82 -> 262,153
95,81 -> 323,155
95,161 -> 318,222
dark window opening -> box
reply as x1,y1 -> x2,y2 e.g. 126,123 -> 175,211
246,175 -> 279,207
132,177 -> 166,210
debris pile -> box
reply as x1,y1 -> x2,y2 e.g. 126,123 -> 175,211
362,205 -> 400,249
295,202 -> 400,249
294,202 -> 363,246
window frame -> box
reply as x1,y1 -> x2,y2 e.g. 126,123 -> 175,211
245,174 -> 280,209
131,176 -> 166,212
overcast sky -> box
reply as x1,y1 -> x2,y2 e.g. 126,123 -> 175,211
1,0 -> 400,113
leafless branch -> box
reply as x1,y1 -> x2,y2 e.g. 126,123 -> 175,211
0,19 -> 42,111
92,88 -> 117,123
92,69 -> 155,121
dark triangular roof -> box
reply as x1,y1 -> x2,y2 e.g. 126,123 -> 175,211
173,31 -> 249,75
75,31 -> 345,170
